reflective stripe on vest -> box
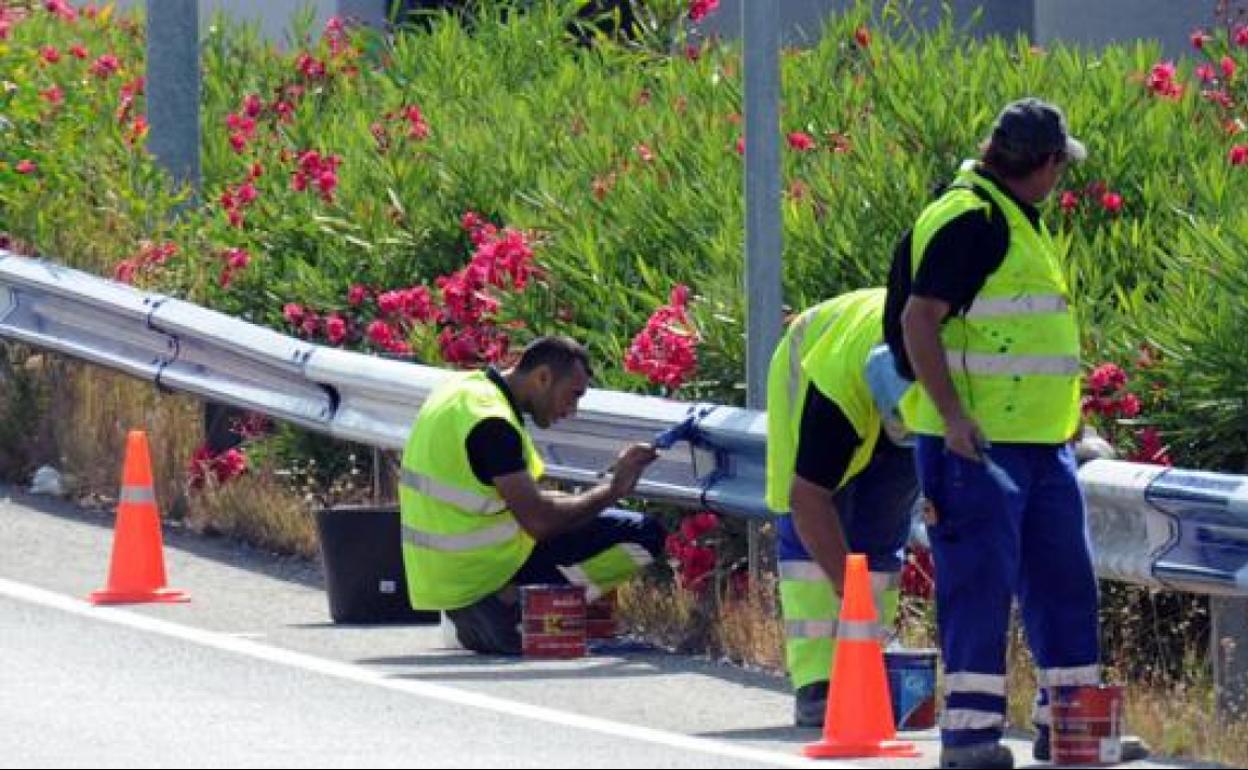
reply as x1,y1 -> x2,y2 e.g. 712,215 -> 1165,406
964,294 -> 1068,319
778,560 -> 830,583
119,486 -> 155,504
945,351 -> 1080,377
785,619 -> 837,638
400,468 -> 506,515
401,520 -> 518,552
786,307 -> 842,406
558,544 -> 653,601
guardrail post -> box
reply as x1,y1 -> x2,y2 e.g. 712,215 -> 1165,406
1213,595 -> 1248,720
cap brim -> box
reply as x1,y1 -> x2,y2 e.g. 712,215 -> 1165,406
1065,136 -> 1087,163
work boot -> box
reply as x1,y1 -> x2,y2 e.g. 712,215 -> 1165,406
446,592 -> 522,655
793,681 -> 828,728
939,742 -> 1015,769
1033,728 -> 1151,763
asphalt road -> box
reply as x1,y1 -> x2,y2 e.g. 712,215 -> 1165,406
0,487 -> 1194,768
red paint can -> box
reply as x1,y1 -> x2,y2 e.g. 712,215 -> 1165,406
586,592 -> 618,640
1050,684 -> 1125,765
521,584 -> 586,658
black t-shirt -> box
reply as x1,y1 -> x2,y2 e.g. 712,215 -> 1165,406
794,382 -> 867,492
465,367 -> 528,485
883,168 -> 1040,379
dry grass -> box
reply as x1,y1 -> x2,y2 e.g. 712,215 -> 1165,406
11,357 -> 319,557
185,471 -> 319,558
46,358 -> 202,511
618,576 -> 785,672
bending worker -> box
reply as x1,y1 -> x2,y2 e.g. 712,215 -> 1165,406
766,287 -> 918,728
400,335 -> 664,654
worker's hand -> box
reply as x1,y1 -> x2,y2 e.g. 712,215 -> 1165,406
606,443 -> 659,498
944,413 -> 986,461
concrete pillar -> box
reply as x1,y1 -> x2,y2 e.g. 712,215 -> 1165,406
146,0 -> 201,200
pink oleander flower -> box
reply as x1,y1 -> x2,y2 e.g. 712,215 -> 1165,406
786,131 -> 816,151
688,0 -> 719,23
325,314 -> 347,345
89,53 -> 120,79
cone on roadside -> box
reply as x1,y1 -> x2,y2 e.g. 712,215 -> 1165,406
803,554 -> 917,759
89,430 -> 189,605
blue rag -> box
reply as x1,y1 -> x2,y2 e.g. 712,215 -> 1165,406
651,414 -> 698,450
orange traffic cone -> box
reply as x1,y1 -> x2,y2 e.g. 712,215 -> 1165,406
803,553 -> 917,759
89,430 -> 189,604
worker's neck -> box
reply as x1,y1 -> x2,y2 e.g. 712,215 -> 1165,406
984,163 -> 1045,205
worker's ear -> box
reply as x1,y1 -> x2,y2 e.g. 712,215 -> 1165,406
532,364 -> 553,391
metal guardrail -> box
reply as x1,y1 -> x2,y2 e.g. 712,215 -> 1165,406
2,253 -> 1245,597
3,252 -> 1247,715
0,254 -> 767,520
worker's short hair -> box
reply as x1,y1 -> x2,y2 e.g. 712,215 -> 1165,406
514,335 -> 594,381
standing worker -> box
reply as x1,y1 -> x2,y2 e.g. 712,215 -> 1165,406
886,98 -> 1144,769
766,288 -> 919,728
400,335 -> 663,654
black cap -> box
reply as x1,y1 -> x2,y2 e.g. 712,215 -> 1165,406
989,98 -> 1086,162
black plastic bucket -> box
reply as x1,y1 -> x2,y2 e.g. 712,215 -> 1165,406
315,505 -> 438,624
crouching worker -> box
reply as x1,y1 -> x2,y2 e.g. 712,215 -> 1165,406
766,288 -> 919,727
401,335 -> 664,654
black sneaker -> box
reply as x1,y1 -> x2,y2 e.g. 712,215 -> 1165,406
1034,730 -> 1151,763
793,681 -> 829,728
446,592 -> 522,655
939,742 -> 1015,769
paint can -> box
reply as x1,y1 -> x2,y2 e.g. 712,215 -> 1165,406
586,591 -> 618,640
884,648 -> 939,731
1051,684 -> 1124,765
521,584 -> 586,658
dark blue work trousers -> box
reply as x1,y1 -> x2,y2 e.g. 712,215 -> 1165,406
916,437 -> 1100,748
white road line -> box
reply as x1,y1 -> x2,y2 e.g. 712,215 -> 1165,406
0,577 -> 839,769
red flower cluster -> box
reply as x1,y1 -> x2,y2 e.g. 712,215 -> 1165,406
187,445 -> 248,490
1082,362 -> 1140,418
113,241 -> 178,285
900,546 -> 934,600
688,0 -> 719,23
279,213 -> 535,368
1129,426 -> 1172,466
787,131 -> 816,151
372,104 -> 431,152
1058,181 -> 1125,217
43,0 -> 76,23
0,4 -> 25,39
290,150 -> 341,204
624,285 -> 699,391
665,511 -> 719,592
1145,60 -> 1184,100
